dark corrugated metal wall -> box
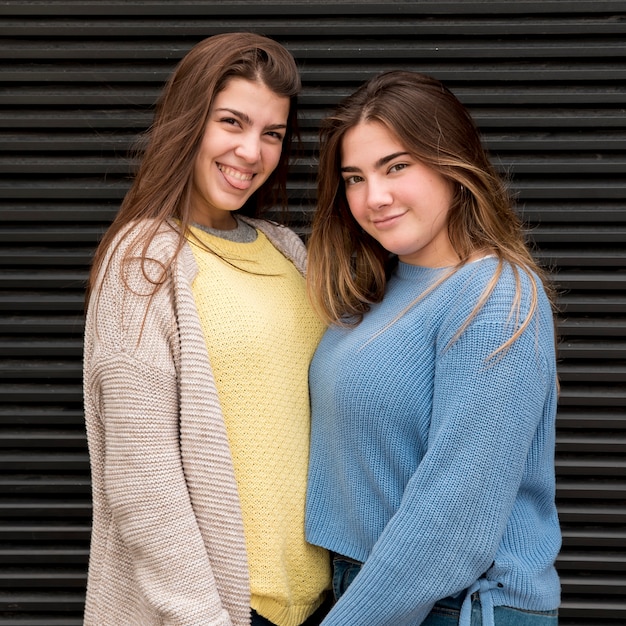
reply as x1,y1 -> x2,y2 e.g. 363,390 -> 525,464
1,1 -> 625,624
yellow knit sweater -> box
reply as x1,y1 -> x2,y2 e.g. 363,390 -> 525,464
187,225 -> 330,626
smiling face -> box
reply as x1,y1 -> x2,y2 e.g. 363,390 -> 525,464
341,120 -> 458,267
190,77 -> 290,229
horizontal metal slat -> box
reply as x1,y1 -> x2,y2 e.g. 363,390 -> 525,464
0,182 -> 129,201
557,435 -> 626,453
489,134 -> 626,151
557,318 -> 626,336
514,182 -> 626,201
558,340 -> 626,359
0,406 -> 84,426
0,132 -> 133,150
0,226 -> 104,242
0,567 -> 86,588
0,589 -> 85,610
556,458 -> 626,475
305,64 -> 626,83
0,523 -> 90,542
0,315 -> 85,334
0,451 -> 88,471
558,295 -> 626,314
0,199 -> 612,225
558,364 -> 626,382
0,384 -> 83,404
520,202 -> 626,223
2,16 -> 626,37
0,109 -> 151,129
0,292 -> 84,312
559,554 -> 626,571
5,155 -> 625,176
0,429 -> 85,448
2,180 -> 625,205
554,272 -> 626,290
474,110 -> 626,130
558,385 -> 626,406
0,339 -> 83,357
322,85 -> 626,107
557,480 -> 626,499
0,271 -> 88,290
562,528 -> 626,547
0,476 -> 90,494
0,247 -> 94,266
557,505 -> 626,523
0,360 -> 83,379
5,127 -> 626,149
3,85 -> 626,107
0,85 -> 159,106
502,157 -> 626,175
557,413 -> 626,430
0,203 -> 118,222
0,157 -> 132,175
535,249 -> 626,267
5,62 -> 626,84
0,1 -> 623,17
5,131 -> 626,153
0,499 -> 91,518
560,575 -> 626,594
0,617 -> 82,625
4,39 -> 626,61
529,225 -> 626,247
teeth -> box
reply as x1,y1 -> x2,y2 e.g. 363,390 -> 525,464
218,164 -> 253,181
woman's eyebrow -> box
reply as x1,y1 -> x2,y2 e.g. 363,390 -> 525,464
341,151 -> 410,173
375,151 -> 409,168
215,107 -> 287,131
215,107 -> 251,124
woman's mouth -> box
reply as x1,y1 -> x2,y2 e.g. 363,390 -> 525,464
217,163 -> 255,190
373,212 -> 405,228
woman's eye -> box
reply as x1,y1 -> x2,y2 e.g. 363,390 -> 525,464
265,131 -> 284,141
343,175 -> 363,186
389,163 -> 408,173
220,117 -> 240,127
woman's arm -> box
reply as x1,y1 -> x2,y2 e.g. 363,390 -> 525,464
85,232 -> 238,625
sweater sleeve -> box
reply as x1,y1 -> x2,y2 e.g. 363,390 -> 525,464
85,233 -> 236,625
320,308 -> 553,625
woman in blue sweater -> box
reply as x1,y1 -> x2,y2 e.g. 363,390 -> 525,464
305,71 -> 561,626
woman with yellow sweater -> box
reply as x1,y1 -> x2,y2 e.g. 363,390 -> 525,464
83,33 -> 330,626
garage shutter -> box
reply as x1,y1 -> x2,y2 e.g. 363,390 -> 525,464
1,2 -> 624,624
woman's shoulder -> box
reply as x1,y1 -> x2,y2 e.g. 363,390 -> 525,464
95,218 -> 186,291
110,218 -> 180,259
455,256 -> 544,293
456,257 -> 554,323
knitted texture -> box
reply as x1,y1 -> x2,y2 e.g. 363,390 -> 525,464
83,217 -> 309,626
187,226 -> 329,626
306,258 -> 561,626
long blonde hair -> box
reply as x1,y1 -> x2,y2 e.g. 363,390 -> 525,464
307,70 -> 555,355
86,32 -> 301,306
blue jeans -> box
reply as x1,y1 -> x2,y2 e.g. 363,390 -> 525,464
332,557 -> 558,625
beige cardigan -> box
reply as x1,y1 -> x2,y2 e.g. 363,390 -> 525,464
83,218 -> 308,626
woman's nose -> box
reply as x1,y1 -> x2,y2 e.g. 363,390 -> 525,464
366,179 -> 393,210
235,133 -> 261,163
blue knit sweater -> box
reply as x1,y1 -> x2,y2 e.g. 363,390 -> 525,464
305,258 -> 561,626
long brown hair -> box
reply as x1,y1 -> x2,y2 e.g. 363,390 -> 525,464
86,32 -> 301,305
307,70 -> 555,354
